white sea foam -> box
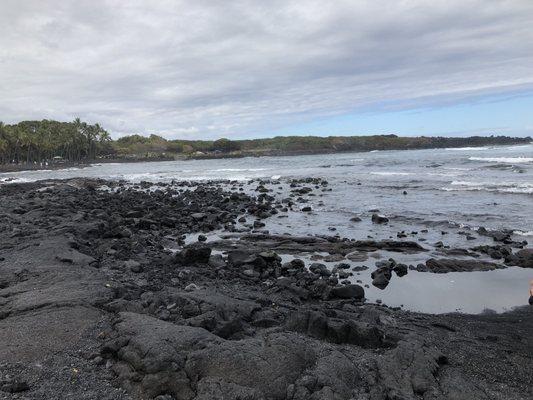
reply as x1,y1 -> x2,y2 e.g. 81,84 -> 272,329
513,230 -> 533,236
444,146 -> 490,151
498,187 -> 533,194
441,187 -> 533,194
450,180 -> 482,186
114,173 -> 155,181
502,144 -> 533,150
468,157 -> 533,163
213,168 -> 267,172
451,180 -> 533,188
443,180 -> 533,194
0,177 -> 31,184
370,172 -> 411,176
425,172 -> 460,177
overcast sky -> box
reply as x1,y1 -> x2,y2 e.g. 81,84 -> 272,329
1,0 -> 533,139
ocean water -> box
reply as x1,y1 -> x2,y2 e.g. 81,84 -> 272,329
2,143 -> 532,313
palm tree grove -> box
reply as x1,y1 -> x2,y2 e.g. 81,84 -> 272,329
0,119 -> 111,165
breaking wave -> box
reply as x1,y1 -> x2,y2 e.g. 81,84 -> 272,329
469,157 -> 533,164
514,230 -> 533,237
445,146 -> 490,151
370,171 -> 412,176
441,180 -> 533,194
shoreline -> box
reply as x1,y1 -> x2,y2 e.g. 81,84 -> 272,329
0,157 -> 177,174
1,140 -> 532,174
0,178 -> 531,399
184,143 -> 528,160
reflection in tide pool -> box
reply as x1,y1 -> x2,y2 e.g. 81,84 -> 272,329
276,252 -> 532,314
361,267 -> 532,314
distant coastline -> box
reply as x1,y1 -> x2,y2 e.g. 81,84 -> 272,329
0,157 -> 175,174
1,119 -> 531,173
1,138 -> 531,174
184,140 -> 532,160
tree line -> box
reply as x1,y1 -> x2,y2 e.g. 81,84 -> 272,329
1,119 -> 530,165
111,135 -> 242,158
0,119 -> 111,165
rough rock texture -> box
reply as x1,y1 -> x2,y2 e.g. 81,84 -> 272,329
0,179 -> 532,400
425,258 -> 505,273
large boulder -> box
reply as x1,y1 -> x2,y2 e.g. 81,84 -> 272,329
176,244 -> 212,264
309,263 -> 330,277
424,258 -> 504,273
515,248 -> 533,268
285,310 -> 390,348
393,263 -> 408,277
371,266 -> 393,289
105,312 -> 318,400
329,284 -> 365,300
371,214 -> 389,224
227,250 -> 259,267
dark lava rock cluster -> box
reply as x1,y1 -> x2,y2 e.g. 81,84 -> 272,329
0,179 -> 532,400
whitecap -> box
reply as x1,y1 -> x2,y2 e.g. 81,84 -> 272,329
114,173 -> 154,181
425,172 -> 460,177
370,172 -> 411,176
442,181 -> 533,194
451,180 -> 533,188
450,180 -> 482,186
213,168 -> 267,172
513,230 -> 533,236
498,187 -> 533,194
0,177 -> 31,184
444,146 -> 490,151
469,157 -> 533,164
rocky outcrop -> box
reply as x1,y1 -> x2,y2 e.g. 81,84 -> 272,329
0,179 -> 531,400
425,258 -> 505,273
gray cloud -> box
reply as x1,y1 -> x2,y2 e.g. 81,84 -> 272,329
1,0 -> 532,138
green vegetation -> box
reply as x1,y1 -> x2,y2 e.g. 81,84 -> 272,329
0,119 -> 530,167
234,134 -> 531,154
108,132 -> 531,159
113,134 -> 182,159
0,119 -> 111,164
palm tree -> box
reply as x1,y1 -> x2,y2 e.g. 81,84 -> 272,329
0,119 -> 116,165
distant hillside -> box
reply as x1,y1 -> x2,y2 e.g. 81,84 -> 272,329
1,119 -> 530,166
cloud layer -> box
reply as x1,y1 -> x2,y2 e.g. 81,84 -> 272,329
1,0 -> 533,138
